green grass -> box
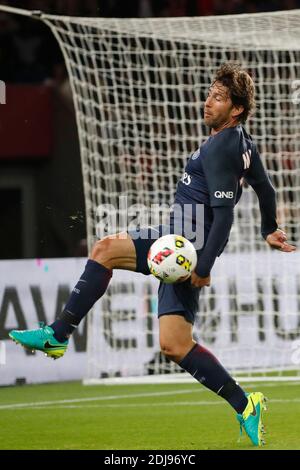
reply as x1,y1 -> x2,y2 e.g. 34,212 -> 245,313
0,380 -> 299,450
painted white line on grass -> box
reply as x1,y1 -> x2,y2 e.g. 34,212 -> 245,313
239,381 -> 300,388
17,401 -> 225,409
1,389 -> 300,411
0,388 -> 202,410
1,381 -> 299,411
6,397 -> 300,411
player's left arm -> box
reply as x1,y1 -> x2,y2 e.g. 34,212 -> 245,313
245,146 -> 296,252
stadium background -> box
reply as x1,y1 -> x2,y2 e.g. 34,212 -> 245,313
1,0 -> 300,450
1,0 -> 300,262
0,0 -> 300,382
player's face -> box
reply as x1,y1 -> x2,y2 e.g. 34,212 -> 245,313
204,82 -> 241,131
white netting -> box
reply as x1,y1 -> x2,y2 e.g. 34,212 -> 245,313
2,6 -> 299,381
39,11 -> 300,249
42,10 -> 300,382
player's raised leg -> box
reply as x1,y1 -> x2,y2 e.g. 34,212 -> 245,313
159,314 -> 267,446
9,233 -> 137,359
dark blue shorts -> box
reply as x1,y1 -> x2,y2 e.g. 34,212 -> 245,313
128,225 -> 201,324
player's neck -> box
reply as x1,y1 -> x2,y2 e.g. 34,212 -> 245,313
210,118 -> 239,135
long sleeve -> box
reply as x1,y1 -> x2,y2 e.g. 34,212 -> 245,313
250,179 -> 278,239
245,147 -> 278,239
195,206 -> 234,278
196,130 -> 241,278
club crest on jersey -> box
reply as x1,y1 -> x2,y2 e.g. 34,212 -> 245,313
191,149 -> 200,160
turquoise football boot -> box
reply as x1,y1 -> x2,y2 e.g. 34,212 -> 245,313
9,323 -> 68,360
236,392 -> 267,446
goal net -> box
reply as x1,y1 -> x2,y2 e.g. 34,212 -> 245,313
2,6 -> 300,382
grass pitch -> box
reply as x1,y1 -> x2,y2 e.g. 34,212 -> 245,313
0,380 -> 299,450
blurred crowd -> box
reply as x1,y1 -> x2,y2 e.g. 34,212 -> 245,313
0,0 -> 298,256
1,0 -> 300,17
1,0 -> 300,84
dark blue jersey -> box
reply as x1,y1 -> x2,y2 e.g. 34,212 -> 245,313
171,124 -> 277,277
175,125 -> 264,209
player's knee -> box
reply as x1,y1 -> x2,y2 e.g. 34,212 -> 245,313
90,237 -> 115,268
160,340 -> 185,364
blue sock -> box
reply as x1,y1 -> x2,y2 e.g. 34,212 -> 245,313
50,260 -> 112,342
179,343 -> 248,413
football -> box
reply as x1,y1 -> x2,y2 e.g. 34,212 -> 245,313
147,234 -> 197,284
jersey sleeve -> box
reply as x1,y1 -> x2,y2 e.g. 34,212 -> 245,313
245,145 -> 278,238
202,132 -> 242,207
244,145 -> 269,186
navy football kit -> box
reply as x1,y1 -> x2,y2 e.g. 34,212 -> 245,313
130,124 -> 277,323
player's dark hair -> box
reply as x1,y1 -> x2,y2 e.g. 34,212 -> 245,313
213,63 -> 255,123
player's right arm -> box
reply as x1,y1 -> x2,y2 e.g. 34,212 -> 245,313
192,132 -> 241,286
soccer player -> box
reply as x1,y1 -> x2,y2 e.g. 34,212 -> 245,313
10,63 -> 296,446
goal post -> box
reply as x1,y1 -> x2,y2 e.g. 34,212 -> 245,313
1,6 -> 300,382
